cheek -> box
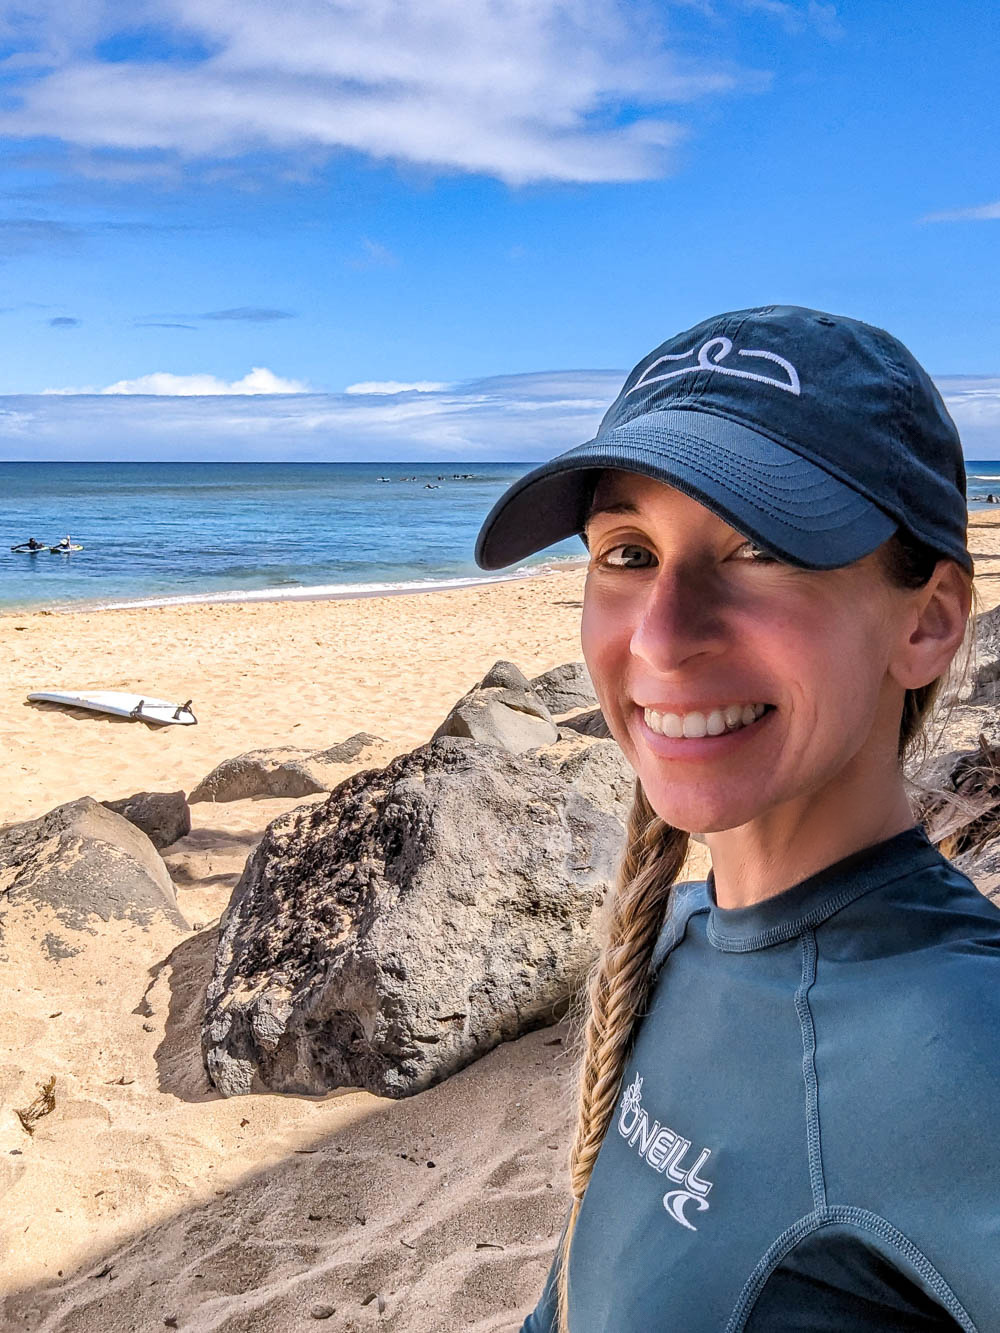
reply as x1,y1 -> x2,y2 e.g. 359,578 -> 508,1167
581,586 -> 632,710
778,619 -> 892,751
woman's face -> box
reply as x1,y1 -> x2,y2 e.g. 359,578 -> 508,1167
580,470 -> 932,836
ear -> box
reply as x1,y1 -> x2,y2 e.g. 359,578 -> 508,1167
889,561 -> 972,690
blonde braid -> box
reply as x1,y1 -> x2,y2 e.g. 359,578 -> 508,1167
556,780 -> 690,1331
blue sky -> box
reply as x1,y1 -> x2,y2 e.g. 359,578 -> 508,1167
0,0 -> 998,459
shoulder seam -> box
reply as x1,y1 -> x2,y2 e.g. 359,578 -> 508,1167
725,1207 -> 978,1333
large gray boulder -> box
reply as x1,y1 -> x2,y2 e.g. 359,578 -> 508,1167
530,661 -> 597,716
203,736 -> 623,1099
432,660 -> 557,755
101,789 -> 191,850
0,796 -> 186,931
189,732 -> 384,803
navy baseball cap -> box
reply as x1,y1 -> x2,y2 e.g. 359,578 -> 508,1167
474,305 -> 971,575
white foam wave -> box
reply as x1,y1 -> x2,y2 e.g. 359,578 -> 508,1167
71,557 -> 587,613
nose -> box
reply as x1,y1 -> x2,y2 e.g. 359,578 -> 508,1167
629,566 -> 728,673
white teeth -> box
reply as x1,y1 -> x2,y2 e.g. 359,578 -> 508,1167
706,709 -> 727,736
682,711 -> 707,739
643,703 -> 769,738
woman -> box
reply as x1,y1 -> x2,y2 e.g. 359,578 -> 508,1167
474,307 -> 1000,1331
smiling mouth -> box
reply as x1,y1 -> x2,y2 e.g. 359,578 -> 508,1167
642,703 -> 773,739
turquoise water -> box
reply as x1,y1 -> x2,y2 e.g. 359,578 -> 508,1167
0,462 -> 586,612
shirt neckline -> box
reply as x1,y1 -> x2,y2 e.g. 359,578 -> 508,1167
706,824 -> 943,953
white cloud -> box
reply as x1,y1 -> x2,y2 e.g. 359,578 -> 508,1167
6,369 -> 623,459
922,201 -> 1000,223
43,366 -> 310,395
0,1 -> 765,185
344,380 -> 450,395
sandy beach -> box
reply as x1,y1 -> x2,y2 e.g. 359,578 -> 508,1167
4,516 -> 1000,1332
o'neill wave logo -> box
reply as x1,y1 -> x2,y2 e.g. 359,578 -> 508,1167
624,335 -> 801,399
617,1072 -> 714,1231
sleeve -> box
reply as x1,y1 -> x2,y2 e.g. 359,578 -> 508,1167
519,1258 -> 558,1333
519,1218 -> 567,1333
743,1229 -> 965,1332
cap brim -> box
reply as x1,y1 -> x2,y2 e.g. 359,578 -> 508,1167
474,409 -> 898,571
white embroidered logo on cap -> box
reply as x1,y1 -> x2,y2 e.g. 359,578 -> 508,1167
625,336 -> 801,399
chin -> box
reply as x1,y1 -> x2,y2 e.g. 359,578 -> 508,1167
637,781 -> 766,835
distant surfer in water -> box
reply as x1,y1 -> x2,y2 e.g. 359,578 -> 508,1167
55,534 -> 72,550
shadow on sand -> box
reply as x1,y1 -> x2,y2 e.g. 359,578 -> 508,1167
2,1022 -> 572,1333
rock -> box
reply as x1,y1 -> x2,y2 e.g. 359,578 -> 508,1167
529,661 -> 597,715
310,732 -> 383,765
431,660 -> 557,755
0,797 -> 186,931
101,790 -> 191,850
203,736 -> 622,1099
526,734 -> 634,825
189,733 -> 385,803
940,603 -> 1000,707
550,740 -> 636,827
559,707 -> 612,739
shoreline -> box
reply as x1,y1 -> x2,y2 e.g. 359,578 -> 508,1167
0,555 -> 589,619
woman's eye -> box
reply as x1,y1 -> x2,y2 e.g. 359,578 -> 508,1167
598,543 -> 656,569
731,538 -> 776,563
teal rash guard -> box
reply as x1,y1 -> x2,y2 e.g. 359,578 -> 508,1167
522,826 -> 1000,1332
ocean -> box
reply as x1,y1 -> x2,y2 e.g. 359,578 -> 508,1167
4,460 -> 998,613
0,462 -> 584,613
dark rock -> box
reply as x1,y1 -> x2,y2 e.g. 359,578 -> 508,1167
310,732 -> 383,765
530,661 -> 597,715
431,660 -> 557,754
203,737 -> 622,1099
0,797 -> 186,931
559,707 -> 612,739
101,790 -> 191,850
189,734 -> 385,803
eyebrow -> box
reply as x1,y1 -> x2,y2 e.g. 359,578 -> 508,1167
584,499 -> 639,523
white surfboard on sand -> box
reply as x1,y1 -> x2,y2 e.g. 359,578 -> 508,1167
28,690 -> 197,726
